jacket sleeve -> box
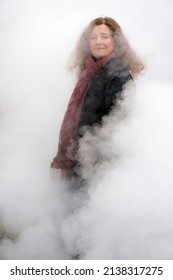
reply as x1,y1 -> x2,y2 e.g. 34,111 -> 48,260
103,72 -> 133,114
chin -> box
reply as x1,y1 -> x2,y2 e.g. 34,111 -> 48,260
94,54 -> 105,59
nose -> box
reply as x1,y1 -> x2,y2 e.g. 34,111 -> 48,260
95,36 -> 102,44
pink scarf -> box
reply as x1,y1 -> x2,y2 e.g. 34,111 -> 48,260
51,53 -> 114,172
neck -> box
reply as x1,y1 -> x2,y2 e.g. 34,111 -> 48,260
91,51 -> 116,62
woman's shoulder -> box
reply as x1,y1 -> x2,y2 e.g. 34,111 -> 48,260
105,57 -> 129,76
90,57 -> 133,89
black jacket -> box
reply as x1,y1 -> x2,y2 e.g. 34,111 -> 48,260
78,57 -> 133,136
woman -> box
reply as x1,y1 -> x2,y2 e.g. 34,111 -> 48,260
51,17 -> 144,178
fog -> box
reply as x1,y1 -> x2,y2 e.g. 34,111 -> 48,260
0,0 -> 173,259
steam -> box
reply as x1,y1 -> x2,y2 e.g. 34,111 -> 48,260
0,0 -> 173,259
63,77 -> 173,259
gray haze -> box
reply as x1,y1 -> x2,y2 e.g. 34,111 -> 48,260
0,0 -> 173,259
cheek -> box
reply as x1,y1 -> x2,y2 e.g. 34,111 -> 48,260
108,40 -> 115,50
89,42 -> 95,53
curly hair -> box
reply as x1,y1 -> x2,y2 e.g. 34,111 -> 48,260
67,17 -> 145,78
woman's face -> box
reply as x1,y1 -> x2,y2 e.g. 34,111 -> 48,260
89,24 -> 115,59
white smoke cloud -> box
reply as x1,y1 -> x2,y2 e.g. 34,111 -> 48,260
62,77 -> 173,259
0,0 -> 173,259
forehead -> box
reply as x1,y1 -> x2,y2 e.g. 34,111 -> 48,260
91,24 -> 112,35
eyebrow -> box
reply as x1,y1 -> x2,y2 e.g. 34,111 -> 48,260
91,32 -> 110,36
